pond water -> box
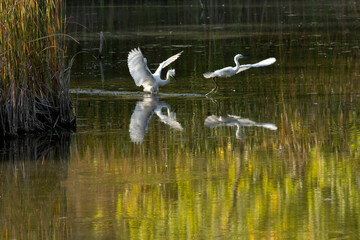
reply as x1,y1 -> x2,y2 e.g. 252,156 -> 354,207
1,1 -> 360,239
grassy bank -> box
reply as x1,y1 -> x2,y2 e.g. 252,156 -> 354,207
0,0 -> 75,137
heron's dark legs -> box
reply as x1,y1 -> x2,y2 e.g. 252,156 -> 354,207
213,78 -> 219,90
205,78 -> 219,96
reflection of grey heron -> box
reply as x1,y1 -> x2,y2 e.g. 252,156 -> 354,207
129,95 -> 183,144
127,48 -> 183,94
203,54 -> 276,95
205,114 -> 277,139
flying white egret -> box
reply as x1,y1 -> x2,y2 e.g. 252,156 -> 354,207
203,54 -> 276,95
127,48 -> 183,94
129,95 -> 183,144
205,114 -> 277,139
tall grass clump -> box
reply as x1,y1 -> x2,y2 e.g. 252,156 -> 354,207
0,0 -> 75,138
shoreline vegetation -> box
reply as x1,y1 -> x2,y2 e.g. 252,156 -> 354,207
0,0 -> 76,138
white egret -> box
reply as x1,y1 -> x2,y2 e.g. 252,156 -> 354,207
127,48 -> 183,94
203,54 -> 276,95
129,95 -> 183,144
205,114 -> 277,139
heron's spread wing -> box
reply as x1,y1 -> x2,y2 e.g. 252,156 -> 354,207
249,57 -> 276,68
237,57 -> 276,73
154,51 -> 183,76
203,67 -> 236,78
203,72 -> 217,78
128,48 -> 155,87
235,67 -> 251,74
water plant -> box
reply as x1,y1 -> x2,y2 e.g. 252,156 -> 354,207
0,0 -> 76,137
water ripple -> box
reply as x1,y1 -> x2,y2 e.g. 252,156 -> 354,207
70,89 -> 205,98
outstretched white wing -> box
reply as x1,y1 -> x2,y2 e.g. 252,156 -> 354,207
154,51 -> 183,76
237,57 -> 276,73
203,67 -> 237,79
128,48 -> 155,87
203,72 -> 217,79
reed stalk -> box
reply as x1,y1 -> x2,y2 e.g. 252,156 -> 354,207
0,0 -> 75,138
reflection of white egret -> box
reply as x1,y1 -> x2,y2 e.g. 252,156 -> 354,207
155,106 -> 183,131
205,114 -> 277,139
129,96 -> 157,143
127,48 -> 183,94
129,95 -> 183,144
203,54 -> 276,95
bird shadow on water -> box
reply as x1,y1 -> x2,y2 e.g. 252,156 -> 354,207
129,94 -> 183,144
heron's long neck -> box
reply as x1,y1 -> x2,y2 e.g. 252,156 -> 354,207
157,72 -> 171,86
234,56 -> 241,71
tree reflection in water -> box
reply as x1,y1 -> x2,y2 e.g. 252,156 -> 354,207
0,133 -> 72,239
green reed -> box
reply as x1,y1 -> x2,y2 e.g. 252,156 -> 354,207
0,0 -> 75,137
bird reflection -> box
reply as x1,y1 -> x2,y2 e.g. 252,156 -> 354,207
205,114 -> 277,139
129,95 -> 183,143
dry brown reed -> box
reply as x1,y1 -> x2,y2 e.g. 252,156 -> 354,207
0,0 -> 76,138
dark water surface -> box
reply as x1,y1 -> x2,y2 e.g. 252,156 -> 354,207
2,1 -> 360,239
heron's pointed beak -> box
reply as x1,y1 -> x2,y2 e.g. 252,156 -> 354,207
173,75 -> 178,82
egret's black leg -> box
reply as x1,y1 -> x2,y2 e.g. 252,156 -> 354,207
206,78 -> 219,96
212,78 -> 219,92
